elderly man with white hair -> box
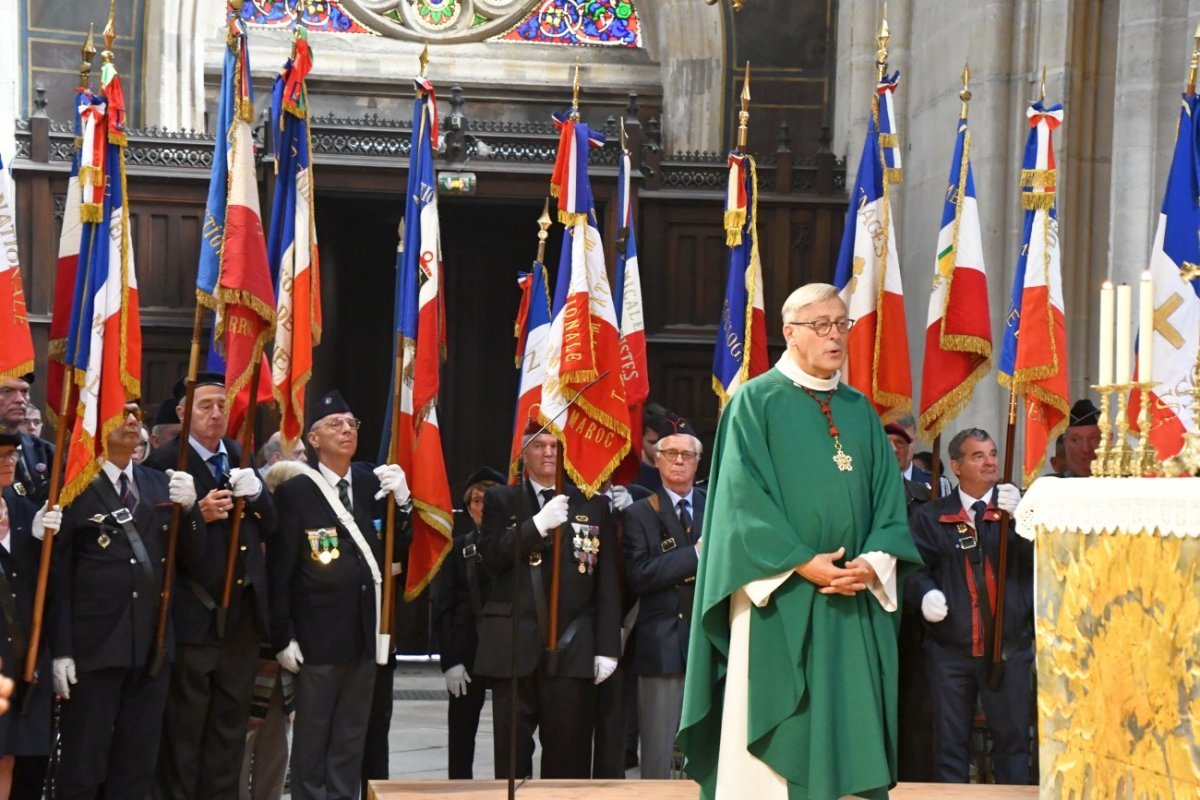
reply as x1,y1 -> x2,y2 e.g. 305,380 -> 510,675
678,282 -> 922,800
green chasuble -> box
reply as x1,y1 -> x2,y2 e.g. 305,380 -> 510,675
678,366 -> 922,800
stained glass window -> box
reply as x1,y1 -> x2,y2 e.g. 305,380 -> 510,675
494,0 -> 641,47
240,1 -> 373,34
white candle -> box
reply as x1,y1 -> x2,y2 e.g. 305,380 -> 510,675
1139,271 -> 1154,384
1099,281 -> 1114,387
1116,283 -> 1132,384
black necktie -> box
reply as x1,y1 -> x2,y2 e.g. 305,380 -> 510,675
119,473 -> 137,513
337,479 -> 353,513
971,500 -> 987,533
208,453 -> 227,484
539,488 -> 555,508
677,498 -> 692,535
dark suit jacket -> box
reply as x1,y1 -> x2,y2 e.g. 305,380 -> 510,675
50,466 -> 206,671
473,482 -> 621,681
431,512 -> 493,674
145,437 -> 276,643
14,434 -> 53,507
268,462 -> 390,665
622,486 -> 704,676
0,489 -> 53,756
905,489 -> 1034,656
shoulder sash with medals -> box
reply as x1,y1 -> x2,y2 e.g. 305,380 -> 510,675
294,465 -> 388,665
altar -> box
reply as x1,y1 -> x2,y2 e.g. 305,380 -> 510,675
1016,476 -> 1200,798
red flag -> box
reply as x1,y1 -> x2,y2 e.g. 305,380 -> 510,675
0,152 -> 34,382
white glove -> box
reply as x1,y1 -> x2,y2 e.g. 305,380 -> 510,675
373,464 -> 411,505
32,503 -> 62,541
593,655 -> 618,685
166,469 -> 197,511
444,663 -> 471,698
531,494 -> 569,537
276,639 -> 304,674
227,467 -> 262,499
995,482 -> 1022,515
921,589 -> 949,623
53,657 -> 77,699
609,485 -> 633,511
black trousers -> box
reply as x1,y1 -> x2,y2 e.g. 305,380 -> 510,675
360,660 -> 396,797
292,656 -> 375,800
156,597 -> 260,800
926,642 -> 1034,784
896,608 -> 935,782
57,665 -> 170,800
446,676 -> 487,779
491,666 -> 596,780
591,660 -> 626,778
11,755 -> 48,800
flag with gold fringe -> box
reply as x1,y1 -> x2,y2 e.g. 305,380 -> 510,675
509,261 -> 552,481
918,106 -> 992,441
0,152 -> 35,382
998,100 -> 1069,486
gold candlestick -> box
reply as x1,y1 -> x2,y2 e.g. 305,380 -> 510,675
1109,384 -> 1137,477
1129,381 -> 1161,476
1090,384 -> 1114,477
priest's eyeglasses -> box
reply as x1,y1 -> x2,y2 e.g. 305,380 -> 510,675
785,318 -> 854,336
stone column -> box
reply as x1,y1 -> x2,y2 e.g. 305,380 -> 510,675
0,0 -> 19,163
643,0 -> 726,155
144,0 -> 210,131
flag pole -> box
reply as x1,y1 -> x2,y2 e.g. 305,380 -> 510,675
381,216 -> 407,657
549,59 -> 582,654
929,435 -> 943,500
217,357 -> 263,638
987,386 -> 1018,690
21,25 -> 97,698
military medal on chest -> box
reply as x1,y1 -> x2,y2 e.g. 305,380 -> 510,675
307,528 -> 341,564
571,519 -> 600,575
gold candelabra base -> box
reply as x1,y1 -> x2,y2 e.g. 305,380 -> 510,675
1091,382 -> 1162,478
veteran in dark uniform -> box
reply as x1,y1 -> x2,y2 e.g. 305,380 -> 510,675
0,373 -> 54,506
431,467 -> 502,779
146,372 -> 278,800
906,428 -> 1033,785
50,401 -> 204,799
622,415 -> 704,779
474,426 -> 622,780
0,431 -> 54,798
267,390 -> 410,800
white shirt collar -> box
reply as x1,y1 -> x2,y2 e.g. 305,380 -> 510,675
775,352 -> 839,392
903,464 -> 914,481
663,485 -> 694,510
957,487 -> 993,527
101,459 -> 135,490
527,477 -> 554,502
317,461 -> 352,489
189,436 -> 227,463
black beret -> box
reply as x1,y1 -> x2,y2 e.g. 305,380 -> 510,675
0,432 -> 21,447
463,466 -> 505,492
311,389 -> 353,427
171,371 -> 226,402
1068,398 -> 1100,428
152,396 -> 181,427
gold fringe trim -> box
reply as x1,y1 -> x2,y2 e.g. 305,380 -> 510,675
1020,384 -> 1070,489
549,184 -> 560,199
80,203 -> 103,223
0,360 -> 35,382
918,357 -> 992,442
868,146 -> 909,422
884,166 -> 903,185
877,396 -> 913,426
724,208 -> 746,248
1019,168 -> 1056,188
736,157 -> 763,393
77,164 -> 103,186
401,502 -> 454,601
73,136 -> 83,148
215,287 -> 278,329
108,131 -> 127,148
117,147 -> 140,402
235,97 -> 254,123
557,210 -> 586,227
48,339 -> 66,360
1022,192 -> 1056,211
535,393 -> 634,500
283,98 -> 307,121
713,375 -> 732,414
878,133 -> 899,148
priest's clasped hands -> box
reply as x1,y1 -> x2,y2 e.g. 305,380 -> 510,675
794,546 -> 878,596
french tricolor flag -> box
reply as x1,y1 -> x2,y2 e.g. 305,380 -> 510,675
509,261 -> 552,480
612,146 -> 649,484
834,73 -> 912,423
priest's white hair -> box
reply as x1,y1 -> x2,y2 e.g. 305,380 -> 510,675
781,282 -> 843,320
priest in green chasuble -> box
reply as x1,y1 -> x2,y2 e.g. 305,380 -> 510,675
678,282 -> 922,800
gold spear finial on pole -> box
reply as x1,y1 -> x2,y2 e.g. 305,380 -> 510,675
418,43 -> 430,78
571,57 -> 581,120
959,62 -> 972,119
1187,22 -> 1200,97
80,24 -> 96,87
736,61 -> 751,151
876,3 -> 891,81
101,0 -> 116,62
536,198 -> 552,263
